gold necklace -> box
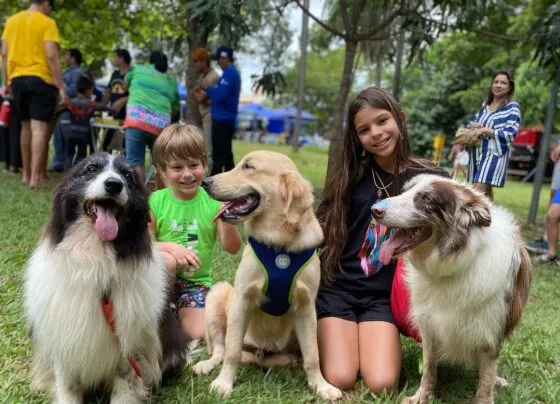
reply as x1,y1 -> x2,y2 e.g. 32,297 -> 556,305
371,167 -> 392,199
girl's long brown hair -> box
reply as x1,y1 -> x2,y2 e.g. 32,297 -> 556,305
318,87 -> 426,284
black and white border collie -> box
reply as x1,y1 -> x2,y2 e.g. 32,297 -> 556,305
372,174 -> 532,404
24,153 -> 186,403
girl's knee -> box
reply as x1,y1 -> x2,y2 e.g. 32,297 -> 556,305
322,366 -> 357,391
362,372 -> 399,395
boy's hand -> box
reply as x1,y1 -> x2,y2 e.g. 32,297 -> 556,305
166,243 -> 200,271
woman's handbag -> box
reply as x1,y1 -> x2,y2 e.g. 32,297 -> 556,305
452,127 -> 483,147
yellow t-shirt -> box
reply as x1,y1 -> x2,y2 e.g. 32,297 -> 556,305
1,10 -> 60,85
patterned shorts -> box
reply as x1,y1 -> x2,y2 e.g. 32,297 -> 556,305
175,279 -> 209,310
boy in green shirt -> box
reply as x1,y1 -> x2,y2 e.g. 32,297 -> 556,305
149,123 -> 241,341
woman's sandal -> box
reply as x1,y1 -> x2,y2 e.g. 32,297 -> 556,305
537,254 -> 558,263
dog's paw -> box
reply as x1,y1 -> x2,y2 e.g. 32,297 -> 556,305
316,382 -> 342,401
495,376 -> 510,388
210,377 -> 234,396
192,360 -> 215,376
401,391 -> 429,404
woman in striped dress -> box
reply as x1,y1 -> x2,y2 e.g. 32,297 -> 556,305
467,70 -> 521,200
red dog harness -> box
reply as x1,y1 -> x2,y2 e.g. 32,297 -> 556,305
101,297 -> 142,378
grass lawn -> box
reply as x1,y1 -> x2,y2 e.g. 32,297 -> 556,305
1,140 -> 559,403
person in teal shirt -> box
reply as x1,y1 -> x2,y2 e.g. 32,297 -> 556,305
123,51 -> 180,180
149,123 -> 241,342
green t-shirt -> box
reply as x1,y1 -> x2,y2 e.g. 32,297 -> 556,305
123,64 -> 180,135
149,187 -> 221,286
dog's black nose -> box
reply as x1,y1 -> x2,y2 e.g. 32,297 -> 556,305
202,177 -> 213,188
372,206 -> 385,220
104,178 -> 123,195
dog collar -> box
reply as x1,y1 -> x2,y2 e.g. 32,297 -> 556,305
248,237 -> 316,316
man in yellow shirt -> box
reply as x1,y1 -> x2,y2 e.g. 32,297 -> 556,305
1,0 -> 66,188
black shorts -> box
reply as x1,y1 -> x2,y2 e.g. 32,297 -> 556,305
11,76 -> 57,122
316,285 -> 394,324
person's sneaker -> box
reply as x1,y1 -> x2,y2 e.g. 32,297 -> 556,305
526,238 -> 549,254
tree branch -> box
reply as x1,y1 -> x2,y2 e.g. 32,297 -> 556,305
339,0 -> 351,36
354,8 -> 402,42
262,0 -> 292,15
293,0 -> 346,39
417,15 -> 521,42
349,0 -> 366,36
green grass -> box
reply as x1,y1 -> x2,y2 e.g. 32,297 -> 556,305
1,142 -> 559,403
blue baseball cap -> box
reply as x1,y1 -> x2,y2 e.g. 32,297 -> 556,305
212,46 -> 234,61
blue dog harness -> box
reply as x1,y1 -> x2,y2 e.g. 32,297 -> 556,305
248,237 -> 316,316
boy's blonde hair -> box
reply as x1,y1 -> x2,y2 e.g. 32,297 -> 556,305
153,123 -> 208,171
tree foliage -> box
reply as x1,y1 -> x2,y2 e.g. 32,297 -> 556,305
397,0 -> 559,159
278,47 -> 346,129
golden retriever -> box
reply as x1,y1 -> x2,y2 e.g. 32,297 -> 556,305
192,151 -> 342,401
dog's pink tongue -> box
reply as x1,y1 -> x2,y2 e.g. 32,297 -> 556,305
380,238 -> 398,266
213,201 -> 236,222
95,205 -> 118,241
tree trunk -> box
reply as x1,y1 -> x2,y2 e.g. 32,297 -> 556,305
392,29 -> 405,100
375,52 -> 382,87
184,19 -> 211,126
292,0 -> 310,153
528,73 -> 559,223
327,39 -> 358,175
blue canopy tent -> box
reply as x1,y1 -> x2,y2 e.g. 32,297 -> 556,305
238,104 -> 286,133
273,106 -> 318,122
237,104 -> 318,135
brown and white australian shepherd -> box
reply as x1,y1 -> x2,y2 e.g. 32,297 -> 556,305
372,174 -> 532,404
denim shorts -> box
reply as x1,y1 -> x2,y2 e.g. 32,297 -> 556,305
125,127 -> 156,168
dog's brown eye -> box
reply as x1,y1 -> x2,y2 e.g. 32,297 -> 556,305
242,162 -> 254,170
84,165 -> 97,175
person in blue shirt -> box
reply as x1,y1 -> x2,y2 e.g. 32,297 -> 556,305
50,48 -> 82,172
196,46 -> 241,175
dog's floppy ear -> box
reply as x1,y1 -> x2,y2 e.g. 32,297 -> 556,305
458,187 -> 492,228
279,170 -> 314,225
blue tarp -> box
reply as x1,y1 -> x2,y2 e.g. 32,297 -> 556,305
273,106 -> 318,121
239,103 -> 284,119
238,103 -> 318,134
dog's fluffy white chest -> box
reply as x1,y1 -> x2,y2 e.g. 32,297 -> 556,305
406,210 -> 519,365
25,235 -> 167,386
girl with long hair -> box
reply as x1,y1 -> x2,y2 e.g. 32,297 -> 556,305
316,87 -> 447,394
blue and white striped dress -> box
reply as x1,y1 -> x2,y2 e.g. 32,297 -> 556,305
467,102 -> 521,187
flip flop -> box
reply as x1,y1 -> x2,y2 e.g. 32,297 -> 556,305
537,254 -> 558,263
